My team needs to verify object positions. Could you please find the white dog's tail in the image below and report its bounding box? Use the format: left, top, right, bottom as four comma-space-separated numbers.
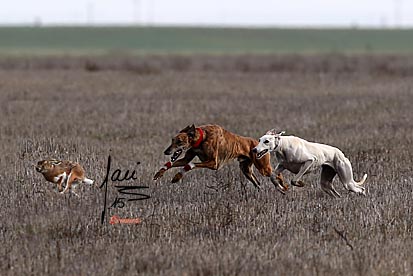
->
83, 178, 94, 185
356, 174, 368, 186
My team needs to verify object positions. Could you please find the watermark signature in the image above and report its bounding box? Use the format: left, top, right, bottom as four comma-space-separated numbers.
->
99, 155, 150, 224
109, 215, 141, 225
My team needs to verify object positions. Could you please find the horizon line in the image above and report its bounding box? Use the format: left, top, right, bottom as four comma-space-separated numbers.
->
1, 23, 412, 30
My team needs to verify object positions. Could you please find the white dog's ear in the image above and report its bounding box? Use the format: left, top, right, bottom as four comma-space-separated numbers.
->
266, 128, 278, 135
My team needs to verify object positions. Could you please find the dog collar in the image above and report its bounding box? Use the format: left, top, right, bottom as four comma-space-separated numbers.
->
274, 136, 282, 151
192, 128, 204, 148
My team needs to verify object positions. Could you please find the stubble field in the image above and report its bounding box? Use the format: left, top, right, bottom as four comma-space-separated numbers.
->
1, 54, 413, 275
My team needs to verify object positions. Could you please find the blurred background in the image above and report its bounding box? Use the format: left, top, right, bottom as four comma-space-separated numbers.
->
2, 0, 413, 27
1, 0, 413, 55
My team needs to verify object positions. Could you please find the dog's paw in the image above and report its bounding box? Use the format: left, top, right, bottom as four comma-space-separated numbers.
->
291, 180, 305, 187
276, 183, 288, 195
171, 172, 183, 183
153, 168, 166, 180
279, 180, 289, 190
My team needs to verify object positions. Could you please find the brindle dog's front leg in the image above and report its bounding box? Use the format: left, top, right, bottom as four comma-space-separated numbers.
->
153, 150, 196, 180
270, 164, 289, 194
171, 144, 219, 183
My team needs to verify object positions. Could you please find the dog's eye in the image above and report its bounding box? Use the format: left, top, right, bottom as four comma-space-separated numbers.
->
264, 140, 269, 144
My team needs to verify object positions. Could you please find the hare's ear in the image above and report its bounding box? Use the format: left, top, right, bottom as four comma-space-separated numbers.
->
50, 159, 61, 165
266, 128, 278, 135
277, 131, 286, 136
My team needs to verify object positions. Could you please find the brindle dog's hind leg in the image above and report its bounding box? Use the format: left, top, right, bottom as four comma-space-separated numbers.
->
239, 159, 261, 189
269, 164, 289, 194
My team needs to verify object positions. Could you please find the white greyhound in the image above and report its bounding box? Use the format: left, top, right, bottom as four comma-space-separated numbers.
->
252, 129, 367, 197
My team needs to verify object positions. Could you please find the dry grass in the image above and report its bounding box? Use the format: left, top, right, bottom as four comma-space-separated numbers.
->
1, 55, 413, 275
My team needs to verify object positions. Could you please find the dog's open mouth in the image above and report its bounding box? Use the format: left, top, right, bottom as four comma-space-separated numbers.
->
256, 149, 268, 159
171, 149, 183, 162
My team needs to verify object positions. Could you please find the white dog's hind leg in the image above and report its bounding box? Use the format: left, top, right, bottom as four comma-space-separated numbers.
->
320, 165, 340, 198
336, 158, 366, 196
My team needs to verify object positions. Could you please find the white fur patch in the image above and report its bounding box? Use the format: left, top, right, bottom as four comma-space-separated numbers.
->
181, 162, 196, 173
53, 172, 67, 183
83, 178, 94, 185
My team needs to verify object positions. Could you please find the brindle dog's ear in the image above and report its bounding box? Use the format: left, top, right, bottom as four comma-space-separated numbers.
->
187, 124, 196, 139
179, 125, 192, 133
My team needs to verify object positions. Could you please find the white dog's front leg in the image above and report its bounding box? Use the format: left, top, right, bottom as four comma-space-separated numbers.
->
274, 164, 284, 175
291, 159, 314, 186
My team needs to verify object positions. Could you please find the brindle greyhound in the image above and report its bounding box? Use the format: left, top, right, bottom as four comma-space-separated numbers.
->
154, 124, 288, 193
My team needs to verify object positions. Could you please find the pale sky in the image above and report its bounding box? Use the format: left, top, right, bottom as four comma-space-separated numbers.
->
1, 0, 412, 27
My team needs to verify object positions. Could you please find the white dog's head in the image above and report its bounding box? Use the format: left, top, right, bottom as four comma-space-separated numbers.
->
252, 129, 285, 159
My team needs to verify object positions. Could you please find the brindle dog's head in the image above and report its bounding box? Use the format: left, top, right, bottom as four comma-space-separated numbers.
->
35, 159, 61, 173
164, 124, 197, 162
